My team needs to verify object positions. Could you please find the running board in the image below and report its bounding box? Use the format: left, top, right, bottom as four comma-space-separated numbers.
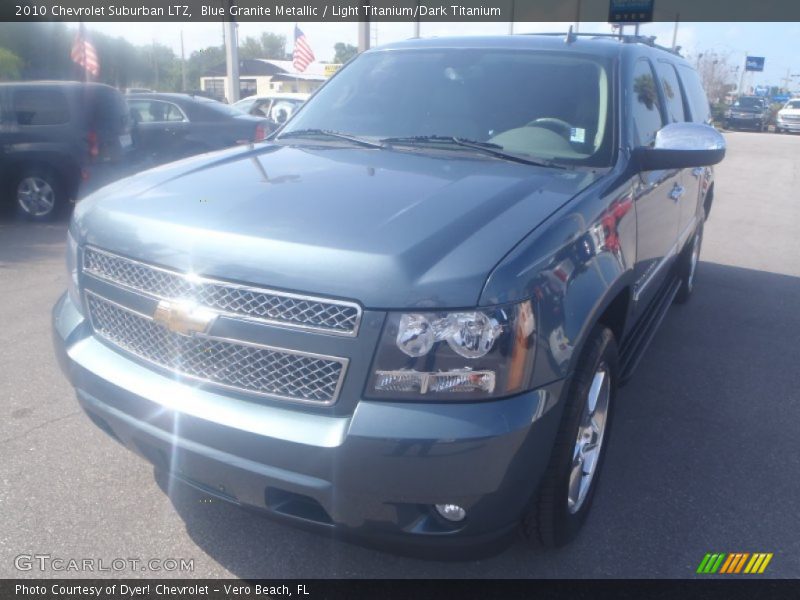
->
618, 277, 682, 384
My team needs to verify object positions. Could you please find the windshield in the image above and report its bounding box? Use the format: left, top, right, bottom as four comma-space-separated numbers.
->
734, 97, 764, 108
281, 49, 614, 166
785, 100, 800, 110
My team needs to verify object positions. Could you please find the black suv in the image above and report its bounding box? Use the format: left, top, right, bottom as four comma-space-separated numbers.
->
725, 95, 770, 131
55, 34, 725, 555
0, 81, 131, 220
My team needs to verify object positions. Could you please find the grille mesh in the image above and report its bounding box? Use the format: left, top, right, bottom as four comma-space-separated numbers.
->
83, 247, 360, 335
86, 293, 346, 404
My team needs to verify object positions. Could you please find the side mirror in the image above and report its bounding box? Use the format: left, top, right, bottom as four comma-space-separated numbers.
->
633, 122, 726, 171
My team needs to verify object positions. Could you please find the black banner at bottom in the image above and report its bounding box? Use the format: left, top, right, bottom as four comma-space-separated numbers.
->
2, 579, 799, 600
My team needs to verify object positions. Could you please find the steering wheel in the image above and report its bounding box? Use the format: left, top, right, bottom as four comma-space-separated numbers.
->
527, 117, 574, 139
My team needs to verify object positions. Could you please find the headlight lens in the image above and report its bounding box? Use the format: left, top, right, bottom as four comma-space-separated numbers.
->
368, 301, 536, 400
66, 230, 82, 315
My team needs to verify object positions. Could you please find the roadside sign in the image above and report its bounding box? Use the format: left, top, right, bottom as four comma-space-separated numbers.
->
745, 56, 765, 72
324, 64, 343, 77
608, 0, 655, 23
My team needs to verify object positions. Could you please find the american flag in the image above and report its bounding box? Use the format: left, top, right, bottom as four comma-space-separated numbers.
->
292, 25, 315, 73
70, 23, 99, 79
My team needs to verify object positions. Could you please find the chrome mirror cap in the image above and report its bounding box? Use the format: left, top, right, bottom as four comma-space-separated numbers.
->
654, 122, 726, 152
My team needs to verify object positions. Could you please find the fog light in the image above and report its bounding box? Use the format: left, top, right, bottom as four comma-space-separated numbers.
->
435, 503, 466, 522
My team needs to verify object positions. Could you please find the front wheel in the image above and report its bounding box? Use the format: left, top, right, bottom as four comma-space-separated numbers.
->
522, 325, 619, 547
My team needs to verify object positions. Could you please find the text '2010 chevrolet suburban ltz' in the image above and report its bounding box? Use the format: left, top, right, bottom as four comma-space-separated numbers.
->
53, 34, 724, 556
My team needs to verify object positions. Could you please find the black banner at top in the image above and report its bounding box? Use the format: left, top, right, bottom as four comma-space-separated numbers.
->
2, 579, 800, 600
2, 0, 800, 22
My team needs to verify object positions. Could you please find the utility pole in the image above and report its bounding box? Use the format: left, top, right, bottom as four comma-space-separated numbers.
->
671, 13, 679, 50
738, 51, 748, 97
508, 0, 515, 35
358, 16, 370, 51
180, 30, 187, 92
413, 0, 420, 38
223, 6, 239, 103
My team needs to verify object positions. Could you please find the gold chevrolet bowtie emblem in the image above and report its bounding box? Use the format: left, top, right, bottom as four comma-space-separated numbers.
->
153, 299, 218, 336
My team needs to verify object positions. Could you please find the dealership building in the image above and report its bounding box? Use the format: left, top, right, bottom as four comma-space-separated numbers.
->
200, 59, 334, 101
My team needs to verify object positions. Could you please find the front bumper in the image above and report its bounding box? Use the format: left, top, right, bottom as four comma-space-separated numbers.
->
53, 293, 565, 557
725, 116, 764, 129
776, 120, 800, 132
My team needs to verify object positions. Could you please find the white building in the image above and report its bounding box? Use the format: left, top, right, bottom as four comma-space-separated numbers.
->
200, 59, 330, 101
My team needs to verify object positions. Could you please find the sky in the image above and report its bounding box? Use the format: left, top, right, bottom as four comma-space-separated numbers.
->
91, 20, 800, 89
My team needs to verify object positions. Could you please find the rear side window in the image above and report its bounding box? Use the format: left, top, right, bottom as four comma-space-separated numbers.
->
13, 89, 70, 126
87, 88, 129, 132
655, 61, 686, 123
677, 65, 711, 124
631, 59, 663, 146
128, 100, 186, 123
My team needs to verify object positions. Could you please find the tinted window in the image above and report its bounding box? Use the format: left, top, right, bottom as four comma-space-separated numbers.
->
128, 100, 186, 123
86, 88, 128, 132
13, 89, 70, 126
631, 60, 663, 146
283, 49, 614, 166
656, 61, 686, 123
677, 65, 711, 124
786, 100, 800, 110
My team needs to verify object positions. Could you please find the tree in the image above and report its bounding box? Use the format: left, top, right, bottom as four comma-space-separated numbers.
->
0, 47, 22, 80
260, 32, 287, 59
692, 50, 738, 103
333, 42, 357, 64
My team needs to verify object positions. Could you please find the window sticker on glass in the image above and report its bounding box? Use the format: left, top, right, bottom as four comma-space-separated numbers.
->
570, 127, 586, 143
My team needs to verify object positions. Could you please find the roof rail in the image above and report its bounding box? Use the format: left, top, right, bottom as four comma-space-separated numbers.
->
525, 31, 683, 56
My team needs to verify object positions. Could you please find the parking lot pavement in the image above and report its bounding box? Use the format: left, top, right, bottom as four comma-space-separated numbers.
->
1, 131, 799, 579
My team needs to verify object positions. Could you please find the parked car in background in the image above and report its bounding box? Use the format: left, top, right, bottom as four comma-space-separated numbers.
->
231, 93, 309, 125
127, 93, 272, 167
0, 81, 131, 220
774, 98, 800, 133
725, 96, 770, 131
55, 35, 724, 556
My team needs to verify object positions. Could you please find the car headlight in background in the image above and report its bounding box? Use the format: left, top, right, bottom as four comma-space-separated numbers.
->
66, 230, 83, 315
368, 301, 536, 400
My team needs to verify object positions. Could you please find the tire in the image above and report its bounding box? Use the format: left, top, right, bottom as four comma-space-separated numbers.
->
674, 219, 704, 304
522, 325, 619, 547
12, 167, 65, 221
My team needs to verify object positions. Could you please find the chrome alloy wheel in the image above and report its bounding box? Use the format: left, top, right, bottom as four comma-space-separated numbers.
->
687, 230, 701, 292
17, 176, 56, 217
567, 364, 611, 514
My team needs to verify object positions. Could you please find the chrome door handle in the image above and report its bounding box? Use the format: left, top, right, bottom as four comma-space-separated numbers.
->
669, 184, 685, 201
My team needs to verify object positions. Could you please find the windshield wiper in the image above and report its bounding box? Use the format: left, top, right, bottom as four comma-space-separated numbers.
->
276, 128, 384, 149
380, 135, 566, 169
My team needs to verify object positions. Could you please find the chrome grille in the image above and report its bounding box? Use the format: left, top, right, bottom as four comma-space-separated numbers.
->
86, 292, 347, 404
83, 246, 361, 335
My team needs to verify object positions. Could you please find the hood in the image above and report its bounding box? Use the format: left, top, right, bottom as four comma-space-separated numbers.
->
74, 143, 601, 309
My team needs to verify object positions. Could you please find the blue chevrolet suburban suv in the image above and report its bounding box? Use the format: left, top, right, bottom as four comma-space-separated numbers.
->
53, 34, 724, 556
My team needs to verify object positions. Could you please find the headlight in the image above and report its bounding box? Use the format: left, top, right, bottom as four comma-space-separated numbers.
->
66, 230, 83, 315
367, 301, 536, 400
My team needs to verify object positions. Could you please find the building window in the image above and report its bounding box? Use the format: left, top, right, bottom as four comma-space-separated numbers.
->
239, 79, 257, 99
203, 78, 226, 102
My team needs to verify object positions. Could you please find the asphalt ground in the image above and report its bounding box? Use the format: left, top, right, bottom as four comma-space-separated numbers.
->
1, 131, 799, 578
